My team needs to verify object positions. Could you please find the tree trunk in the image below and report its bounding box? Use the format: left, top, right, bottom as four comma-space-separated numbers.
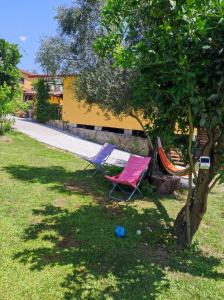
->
174, 177, 209, 247
0, 119, 3, 135
174, 126, 224, 248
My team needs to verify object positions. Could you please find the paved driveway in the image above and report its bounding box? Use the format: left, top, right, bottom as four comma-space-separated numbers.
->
14, 118, 130, 166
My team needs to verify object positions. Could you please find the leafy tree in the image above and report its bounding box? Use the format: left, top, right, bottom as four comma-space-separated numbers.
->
36, 0, 103, 75
0, 39, 22, 134
92, 0, 224, 247
36, 36, 67, 76
56, 0, 102, 71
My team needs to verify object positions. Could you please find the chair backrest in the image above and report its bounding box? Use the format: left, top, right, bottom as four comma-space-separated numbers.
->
92, 143, 115, 164
119, 155, 151, 185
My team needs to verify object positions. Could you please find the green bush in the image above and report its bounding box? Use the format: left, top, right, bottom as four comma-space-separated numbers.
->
34, 79, 61, 123
0, 118, 15, 135
0, 39, 22, 134
48, 104, 62, 120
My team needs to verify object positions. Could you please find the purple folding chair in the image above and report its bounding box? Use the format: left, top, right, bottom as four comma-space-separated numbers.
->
84, 143, 115, 174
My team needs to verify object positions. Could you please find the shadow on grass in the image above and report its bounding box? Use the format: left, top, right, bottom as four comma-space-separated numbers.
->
5, 164, 224, 299
4, 164, 120, 197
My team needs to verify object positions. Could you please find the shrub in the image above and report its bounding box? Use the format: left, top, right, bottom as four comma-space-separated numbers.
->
0, 39, 22, 134
34, 79, 61, 123
48, 104, 62, 120
0, 118, 15, 135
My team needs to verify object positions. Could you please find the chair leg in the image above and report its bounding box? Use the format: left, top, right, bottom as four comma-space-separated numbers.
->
93, 164, 107, 175
93, 165, 100, 175
127, 188, 138, 201
126, 186, 143, 201
84, 162, 102, 175
108, 184, 118, 199
83, 162, 92, 171
136, 187, 143, 197
108, 183, 131, 201
108, 184, 142, 201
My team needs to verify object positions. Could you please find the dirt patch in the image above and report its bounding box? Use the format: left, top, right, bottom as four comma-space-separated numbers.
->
43, 254, 62, 263
30, 215, 43, 224
64, 180, 128, 220
64, 180, 107, 203
139, 243, 169, 265
200, 222, 210, 229
54, 198, 66, 208
0, 136, 13, 143
200, 244, 224, 259
105, 203, 124, 218
57, 236, 86, 249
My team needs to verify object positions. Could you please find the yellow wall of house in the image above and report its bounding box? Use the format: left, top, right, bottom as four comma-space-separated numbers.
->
62, 76, 143, 130
21, 72, 34, 91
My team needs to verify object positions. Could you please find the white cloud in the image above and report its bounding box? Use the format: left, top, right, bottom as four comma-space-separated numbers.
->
19, 36, 28, 42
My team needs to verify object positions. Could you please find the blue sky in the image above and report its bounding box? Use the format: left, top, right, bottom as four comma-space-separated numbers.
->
0, 0, 70, 73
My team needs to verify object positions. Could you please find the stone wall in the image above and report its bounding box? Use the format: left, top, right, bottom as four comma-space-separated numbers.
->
48, 120, 64, 130
46, 120, 148, 155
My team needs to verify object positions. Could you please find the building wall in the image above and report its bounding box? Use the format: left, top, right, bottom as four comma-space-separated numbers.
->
47, 120, 148, 155
21, 71, 62, 105
21, 72, 35, 91
62, 76, 143, 131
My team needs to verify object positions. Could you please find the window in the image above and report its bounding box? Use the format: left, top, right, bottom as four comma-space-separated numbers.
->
77, 124, 95, 130
102, 127, 124, 134
132, 130, 146, 138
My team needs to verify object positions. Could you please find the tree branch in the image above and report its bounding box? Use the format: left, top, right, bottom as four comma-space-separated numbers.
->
130, 112, 154, 151
185, 106, 195, 247
188, 107, 197, 180
209, 174, 223, 191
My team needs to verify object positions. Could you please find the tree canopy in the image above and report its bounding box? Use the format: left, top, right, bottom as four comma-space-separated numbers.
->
36, 36, 68, 76
36, 0, 103, 75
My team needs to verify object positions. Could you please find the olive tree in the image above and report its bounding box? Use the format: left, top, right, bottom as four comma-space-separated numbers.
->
36, 0, 103, 75
36, 36, 68, 76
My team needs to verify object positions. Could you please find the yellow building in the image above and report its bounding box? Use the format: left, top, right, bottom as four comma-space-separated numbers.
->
20, 70, 63, 105
20, 70, 36, 100
62, 76, 143, 132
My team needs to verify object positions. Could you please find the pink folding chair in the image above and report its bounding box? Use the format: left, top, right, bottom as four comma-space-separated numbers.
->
105, 155, 151, 201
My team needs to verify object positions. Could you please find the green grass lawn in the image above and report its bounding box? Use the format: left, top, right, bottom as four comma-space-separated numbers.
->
0, 132, 223, 300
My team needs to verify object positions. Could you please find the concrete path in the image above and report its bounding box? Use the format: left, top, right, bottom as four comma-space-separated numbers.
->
13, 118, 130, 166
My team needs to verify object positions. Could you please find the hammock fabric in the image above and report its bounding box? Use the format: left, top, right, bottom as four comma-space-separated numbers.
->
157, 138, 189, 177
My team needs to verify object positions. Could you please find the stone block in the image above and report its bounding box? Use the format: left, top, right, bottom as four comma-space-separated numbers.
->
124, 129, 132, 136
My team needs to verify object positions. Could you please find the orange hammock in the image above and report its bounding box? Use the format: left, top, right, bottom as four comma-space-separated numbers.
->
157, 137, 189, 177
158, 137, 224, 176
